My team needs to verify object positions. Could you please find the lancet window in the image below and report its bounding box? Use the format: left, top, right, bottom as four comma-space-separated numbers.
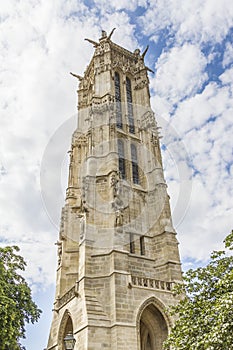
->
126, 77, 135, 133
114, 72, 122, 128
131, 144, 139, 184
118, 139, 126, 179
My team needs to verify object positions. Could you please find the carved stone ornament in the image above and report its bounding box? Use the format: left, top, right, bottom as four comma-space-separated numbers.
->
59, 207, 68, 240
115, 209, 124, 226
55, 240, 62, 266
110, 172, 120, 197
110, 173, 127, 226
141, 110, 157, 131
80, 214, 86, 241
80, 176, 90, 213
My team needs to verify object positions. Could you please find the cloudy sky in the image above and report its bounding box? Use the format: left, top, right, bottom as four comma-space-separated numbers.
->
0, 1, 233, 349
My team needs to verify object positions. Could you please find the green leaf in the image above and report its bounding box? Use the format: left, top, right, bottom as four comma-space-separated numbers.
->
0, 245, 42, 349
164, 231, 233, 350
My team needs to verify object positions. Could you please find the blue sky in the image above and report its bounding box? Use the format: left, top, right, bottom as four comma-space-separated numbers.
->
0, 1, 233, 349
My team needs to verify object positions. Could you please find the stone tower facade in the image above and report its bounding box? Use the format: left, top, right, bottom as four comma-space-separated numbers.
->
47, 30, 183, 350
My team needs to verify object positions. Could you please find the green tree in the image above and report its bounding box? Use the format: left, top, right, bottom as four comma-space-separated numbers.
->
0, 245, 42, 349
164, 231, 233, 350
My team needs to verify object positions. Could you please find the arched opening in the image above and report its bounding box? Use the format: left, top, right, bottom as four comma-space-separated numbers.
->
63, 316, 73, 338
140, 303, 168, 350
58, 310, 75, 350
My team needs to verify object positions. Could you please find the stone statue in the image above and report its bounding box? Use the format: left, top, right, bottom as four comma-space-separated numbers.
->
55, 240, 62, 266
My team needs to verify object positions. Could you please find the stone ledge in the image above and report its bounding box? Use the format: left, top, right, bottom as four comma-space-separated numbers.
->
129, 275, 174, 292
55, 284, 79, 310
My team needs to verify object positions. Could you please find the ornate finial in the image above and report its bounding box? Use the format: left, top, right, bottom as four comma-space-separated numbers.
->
84, 38, 99, 47
141, 45, 149, 59
70, 72, 83, 80
107, 28, 116, 40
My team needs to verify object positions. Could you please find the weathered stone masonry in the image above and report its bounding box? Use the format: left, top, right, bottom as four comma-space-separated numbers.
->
47, 29, 183, 350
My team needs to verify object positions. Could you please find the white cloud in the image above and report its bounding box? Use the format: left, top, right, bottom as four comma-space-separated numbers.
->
150, 44, 208, 112
0, 0, 93, 290
176, 174, 233, 261
222, 42, 233, 68
157, 75, 233, 261
140, 0, 233, 45
220, 66, 233, 86
170, 80, 232, 135
93, 0, 148, 12
99, 12, 138, 51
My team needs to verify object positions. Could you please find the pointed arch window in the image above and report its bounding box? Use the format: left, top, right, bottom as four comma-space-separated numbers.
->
114, 72, 122, 128
58, 311, 75, 350
126, 77, 135, 133
118, 139, 126, 179
131, 144, 139, 184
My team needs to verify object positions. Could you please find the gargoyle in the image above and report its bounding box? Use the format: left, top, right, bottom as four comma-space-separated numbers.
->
70, 72, 83, 80
84, 38, 99, 47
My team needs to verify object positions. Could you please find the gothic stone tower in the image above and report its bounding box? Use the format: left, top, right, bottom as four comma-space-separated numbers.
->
47, 29, 183, 350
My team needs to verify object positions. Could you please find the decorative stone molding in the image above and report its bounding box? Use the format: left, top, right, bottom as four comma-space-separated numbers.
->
56, 284, 79, 310
66, 186, 78, 200
140, 110, 157, 131
59, 206, 68, 240
55, 240, 62, 267
129, 275, 173, 292
72, 132, 88, 147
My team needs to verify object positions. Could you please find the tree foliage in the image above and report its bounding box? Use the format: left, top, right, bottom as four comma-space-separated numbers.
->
0, 245, 42, 349
164, 231, 233, 350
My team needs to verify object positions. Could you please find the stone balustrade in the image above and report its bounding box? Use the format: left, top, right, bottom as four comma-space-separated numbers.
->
56, 285, 77, 309
131, 275, 173, 291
